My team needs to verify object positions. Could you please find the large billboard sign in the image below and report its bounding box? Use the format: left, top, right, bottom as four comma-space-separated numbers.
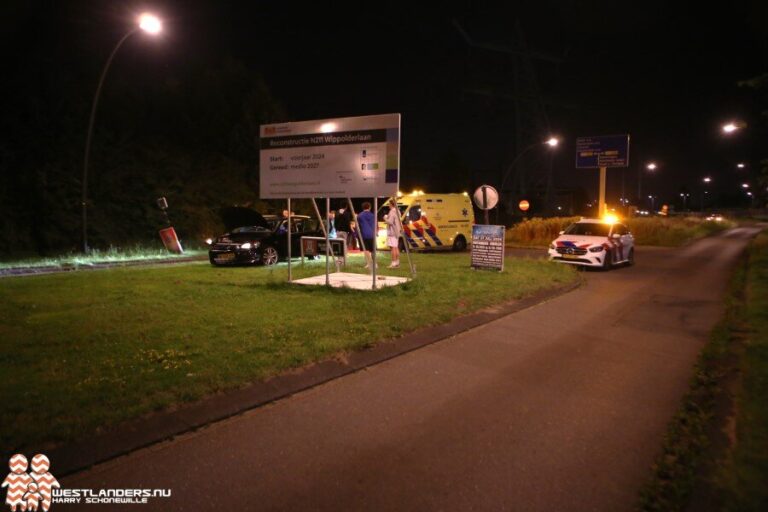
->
575, 134, 630, 168
259, 114, 401, 198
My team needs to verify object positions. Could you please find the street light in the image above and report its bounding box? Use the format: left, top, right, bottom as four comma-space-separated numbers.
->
637, 161, 657, 199
737, 163, 746, 169
81, 13, 163, 252
701, 177, 712, 211
722, 121, 746, 134
500, 136, 560, 190
648, 194, 657, 212
680, 192, 690, 211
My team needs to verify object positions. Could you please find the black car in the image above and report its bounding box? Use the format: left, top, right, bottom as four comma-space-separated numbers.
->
208, 208, 323, 266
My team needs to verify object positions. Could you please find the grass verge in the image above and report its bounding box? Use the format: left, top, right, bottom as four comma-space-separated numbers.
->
0, 244, 205, 270
0, 252, 577, 453
637, 232, 768, 511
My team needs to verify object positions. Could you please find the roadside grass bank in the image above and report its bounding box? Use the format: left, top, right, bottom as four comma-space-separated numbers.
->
505, 216, 734, 248
0, 252, 578, 453
637, 232, 768, 511
0, 244, 206, 271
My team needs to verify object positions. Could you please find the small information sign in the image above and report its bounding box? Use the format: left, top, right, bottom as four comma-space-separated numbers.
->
471, 225, 505, 271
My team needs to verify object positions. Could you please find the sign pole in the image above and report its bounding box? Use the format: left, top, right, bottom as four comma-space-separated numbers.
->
599, 166, 607, 217
287, 198, 292, 282
325, 197, 331, 287
372, 197, 378, 290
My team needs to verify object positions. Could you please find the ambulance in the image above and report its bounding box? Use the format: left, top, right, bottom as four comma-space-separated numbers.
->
376, 191, 475, 251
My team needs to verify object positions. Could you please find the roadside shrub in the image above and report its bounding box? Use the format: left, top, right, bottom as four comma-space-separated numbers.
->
506, 216, 734, 247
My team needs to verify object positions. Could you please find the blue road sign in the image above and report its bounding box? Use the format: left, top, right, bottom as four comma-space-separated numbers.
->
576, 135, 630, 168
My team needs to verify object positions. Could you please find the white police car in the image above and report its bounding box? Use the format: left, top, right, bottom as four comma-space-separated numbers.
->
548, 218, 634, 269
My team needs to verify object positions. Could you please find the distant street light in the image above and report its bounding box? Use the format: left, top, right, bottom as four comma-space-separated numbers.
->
500, 137, 560, 190
81, 13, 163, 252
701, 177, 712, 211
742, 183, 750, 189
637, 161, 658, 199
647, 194, 657, 212
737, 163, 746, 169
680, 192, 690, 211
722, 121, 746, 134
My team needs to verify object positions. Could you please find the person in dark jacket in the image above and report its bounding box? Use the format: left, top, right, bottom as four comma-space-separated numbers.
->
335, 206, 352, 245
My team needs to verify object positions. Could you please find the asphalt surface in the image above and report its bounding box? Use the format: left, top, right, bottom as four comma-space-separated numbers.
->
60, 228, 761, 511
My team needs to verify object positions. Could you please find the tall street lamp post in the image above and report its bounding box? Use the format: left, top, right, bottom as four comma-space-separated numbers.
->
701, 176, 712, 211
499, 137, 559, 212
638, 162, 657, 201
81, 13, 162, 252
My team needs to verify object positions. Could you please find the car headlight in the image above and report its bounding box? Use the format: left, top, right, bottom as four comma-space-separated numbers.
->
240, 242, 259, 250
589, 245, 604, 253
205, 238, 213, 245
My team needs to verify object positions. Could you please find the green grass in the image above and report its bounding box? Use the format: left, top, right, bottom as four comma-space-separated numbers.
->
718, 233, 768, 511
638, 232, 768, 511
506, 216, 734, 248
0, 244, 206, 270
0, 252, 577, 452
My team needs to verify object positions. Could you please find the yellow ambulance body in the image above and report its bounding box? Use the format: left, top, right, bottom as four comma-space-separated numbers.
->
377, 192, 475, 251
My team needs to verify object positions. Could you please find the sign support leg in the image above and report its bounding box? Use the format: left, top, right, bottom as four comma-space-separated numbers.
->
372, 197, 378, 290
287, 198, 292, 282
325, 197, 330, 287
599, 166, 607, 217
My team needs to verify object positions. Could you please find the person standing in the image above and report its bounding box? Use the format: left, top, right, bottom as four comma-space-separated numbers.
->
384, 199, 401, 268
335, 206, 352, 246
357, 202, 376, 269
326, 210, 337, 239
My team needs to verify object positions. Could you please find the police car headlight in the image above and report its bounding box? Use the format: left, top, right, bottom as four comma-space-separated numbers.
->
589, 246, 604, 253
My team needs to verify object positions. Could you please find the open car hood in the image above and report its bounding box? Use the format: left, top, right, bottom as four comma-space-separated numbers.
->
218, 207, 269, 232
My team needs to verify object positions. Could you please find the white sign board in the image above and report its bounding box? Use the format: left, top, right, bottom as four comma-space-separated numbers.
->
471, 225, 505, 271
260, 114, 401, 199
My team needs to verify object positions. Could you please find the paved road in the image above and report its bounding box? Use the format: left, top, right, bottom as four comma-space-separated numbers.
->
62, 228, 761, 511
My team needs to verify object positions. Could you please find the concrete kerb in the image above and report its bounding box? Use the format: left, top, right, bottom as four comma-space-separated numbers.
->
51, 279, 582, 477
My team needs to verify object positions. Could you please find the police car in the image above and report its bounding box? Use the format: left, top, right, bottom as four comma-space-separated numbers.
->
548, 217, 634, 269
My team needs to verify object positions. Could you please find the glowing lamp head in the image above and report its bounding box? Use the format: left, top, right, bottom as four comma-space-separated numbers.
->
546, 137, 559, 147
602, 213, 619, 225
703, 177, 712, 183
722, 123, 738, 133
138, 13, 162, 34
647, 163, 657, 170
737, 163, 745, 169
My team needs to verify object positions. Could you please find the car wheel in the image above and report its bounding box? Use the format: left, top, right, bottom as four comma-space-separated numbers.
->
627, 248, 635, 266
261, 246, 279, 266
452, 235, 467, 252
601, 249, 613, 271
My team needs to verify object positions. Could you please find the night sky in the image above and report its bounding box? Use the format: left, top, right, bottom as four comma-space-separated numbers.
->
4, 0, 767, 210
